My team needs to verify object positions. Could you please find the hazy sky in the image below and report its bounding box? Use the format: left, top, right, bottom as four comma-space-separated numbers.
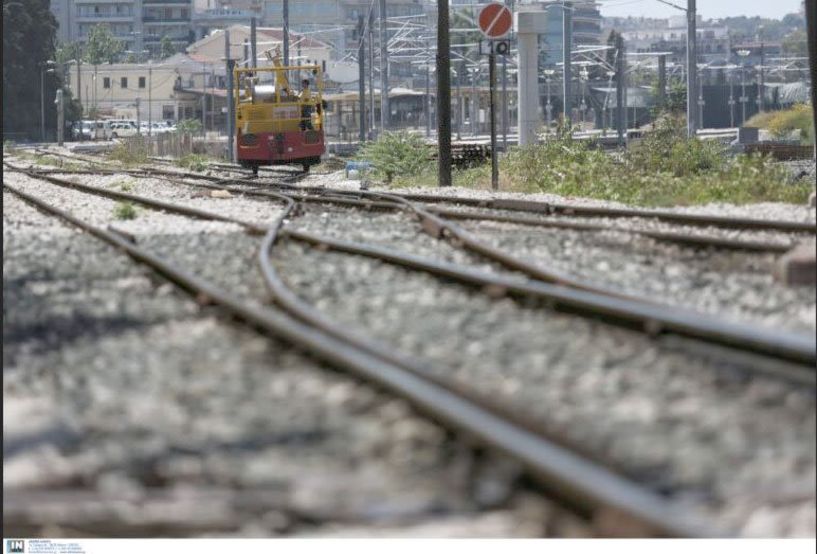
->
598, 0, 803, 19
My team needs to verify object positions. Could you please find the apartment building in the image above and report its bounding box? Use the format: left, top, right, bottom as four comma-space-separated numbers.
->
142, 0, 194, 53
50, 1, 194, 55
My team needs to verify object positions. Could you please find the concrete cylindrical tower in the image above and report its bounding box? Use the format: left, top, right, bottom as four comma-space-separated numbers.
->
515, 9, 548, 146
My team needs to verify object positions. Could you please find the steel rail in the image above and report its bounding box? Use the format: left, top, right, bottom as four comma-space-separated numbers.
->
12, 164, 807, 322
425, 207, 798, 253
14, 163, 809, 365
3, 180, 720, 538
281, 228, 816, 369
4, 164, 267, 234
255, 196, 721, 538
23, 149, 816, 234
392, 193, 817, 233
360, 189, 650, 299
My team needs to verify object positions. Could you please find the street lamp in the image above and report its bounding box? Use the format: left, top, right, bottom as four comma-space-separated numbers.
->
544, 69, 555, 131
737, 49, 751, 125
40, 60, 57, 142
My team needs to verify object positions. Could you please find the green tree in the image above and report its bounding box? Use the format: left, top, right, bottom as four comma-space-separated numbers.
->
83, 24, 125, 65
55, 41, 84, 66
782, 30, 808, 56
3, 0, 59, 140
160, 36, 176, 59
175, 118, 202, 135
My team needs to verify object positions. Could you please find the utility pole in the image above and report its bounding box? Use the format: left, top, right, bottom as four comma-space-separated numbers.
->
136, 97, 141, 135
615, 34, 625, 146
758, 25, 765, 113
368, 8, 376, 137
379, 0, 389, 130
211, 66, 216, 132
56, 89, 64, 146
358, 15, 366, 143
283, 0, 290, 66
243, 39, 249, 67
437, 0, 452, 187
425, 47, 431, 137
489, 49, 498, 190
76, 58, 82, 122
806, 0, 817, 160
226, 30, 235, 162
657, 54, 667, 110
501, 53, 508, 149
251, 17, 257, 69
148, 62, 152, 136
41, 65, 47, 141
471, 68, 478, 136
562, 1, 572, 125
686, 0, 697, 137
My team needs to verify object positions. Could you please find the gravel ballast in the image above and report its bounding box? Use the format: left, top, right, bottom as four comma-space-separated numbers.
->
5, 159, 815, 538
270, 238, 816, 537
4, 183, 571, 537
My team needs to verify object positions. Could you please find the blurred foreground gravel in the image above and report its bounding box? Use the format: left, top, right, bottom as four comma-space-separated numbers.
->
3, 188, 575, 538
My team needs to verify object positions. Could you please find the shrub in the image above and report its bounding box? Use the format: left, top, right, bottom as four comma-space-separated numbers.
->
745, 104, 814, 144
626, 114, 725, 176
176, 153, 210, 172
113, 201, 138, 220
176, 118, 203, 135
108, 140, 149, 166
358, 131, 433, 183
479, 117, 811, 206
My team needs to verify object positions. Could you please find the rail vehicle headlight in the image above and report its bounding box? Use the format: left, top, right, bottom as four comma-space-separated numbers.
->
240, 134, 258, 147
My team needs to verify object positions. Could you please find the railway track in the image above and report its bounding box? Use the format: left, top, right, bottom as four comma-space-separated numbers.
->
7, 161, 815, 366
4, 163, 815, 536
3, 174, 718, 538
14, 162, 809, 258
26, 148, 816, 235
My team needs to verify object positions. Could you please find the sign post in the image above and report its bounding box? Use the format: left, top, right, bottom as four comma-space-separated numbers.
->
478, 2, 512, 191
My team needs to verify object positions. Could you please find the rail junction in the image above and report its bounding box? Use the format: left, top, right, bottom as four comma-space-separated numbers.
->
3, 145, 816, 538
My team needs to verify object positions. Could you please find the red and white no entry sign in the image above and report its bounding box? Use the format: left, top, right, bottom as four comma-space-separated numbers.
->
478, 2, 512, 39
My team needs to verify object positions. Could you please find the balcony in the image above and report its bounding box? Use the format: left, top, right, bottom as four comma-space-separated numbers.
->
142, 17, 190, 22
76, 15, 134, 21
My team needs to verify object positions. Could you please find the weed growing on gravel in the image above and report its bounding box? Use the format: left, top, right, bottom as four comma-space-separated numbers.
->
176, 154, 210, 172
115, 180, 135, 192
108, 141, 149, 166
34, 154, 66, 167
113, 201, 138, 220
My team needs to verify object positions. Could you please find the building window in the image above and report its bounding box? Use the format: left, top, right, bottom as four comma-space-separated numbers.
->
121, 77, 128, 88
139, 76, 146, 88
103, 77, 111, 89
163, 105, 175, 120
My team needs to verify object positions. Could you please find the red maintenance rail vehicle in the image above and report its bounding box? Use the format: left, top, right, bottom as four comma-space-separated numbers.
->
234, 48, 326, 174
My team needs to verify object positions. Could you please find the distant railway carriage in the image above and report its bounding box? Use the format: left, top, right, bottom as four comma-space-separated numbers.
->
234, 49, 326, 174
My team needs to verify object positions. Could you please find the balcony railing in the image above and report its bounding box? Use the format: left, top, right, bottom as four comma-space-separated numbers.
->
142, 17, 191, 22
